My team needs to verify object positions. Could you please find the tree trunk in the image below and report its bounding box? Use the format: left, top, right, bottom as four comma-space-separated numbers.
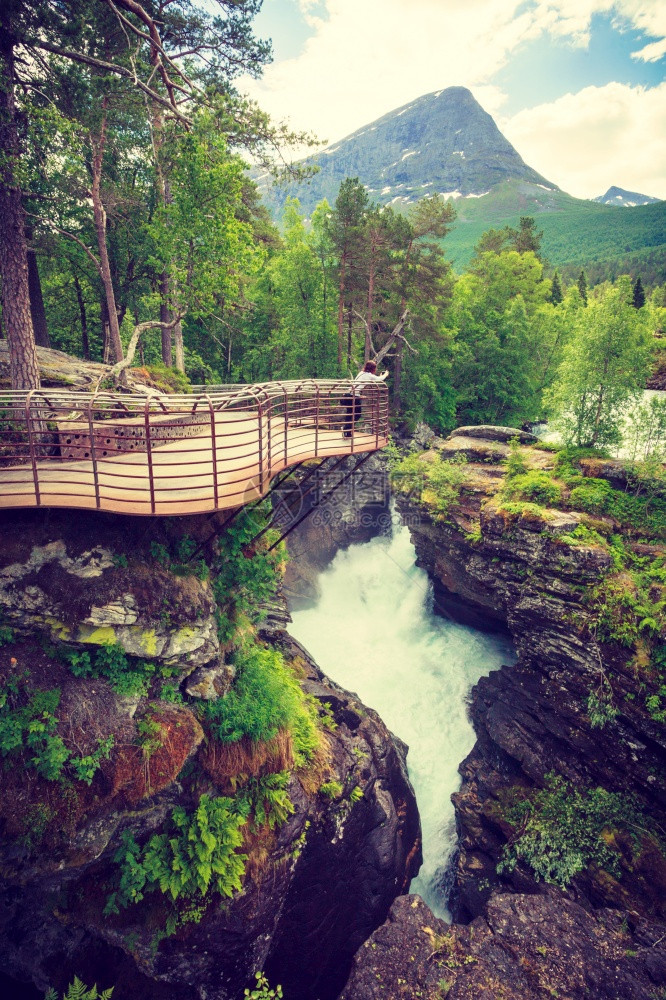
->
393, 339, 403, 405
337, 254, 346, 368
365, 257, 375, 362
101, 296, 110, 362
159, 273, 173, 367
90, 98, 123, 364
173, 315, 184, 372
73, 274, 90, 359
25, 226, 50, 347
0, 22, 41, 389
347, 302, 353, 372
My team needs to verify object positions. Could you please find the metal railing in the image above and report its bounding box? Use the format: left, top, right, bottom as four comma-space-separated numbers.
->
0, 379, 389, 517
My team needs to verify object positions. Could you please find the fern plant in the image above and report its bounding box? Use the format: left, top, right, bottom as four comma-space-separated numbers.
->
235, 772, 295, 832
105, 794, 247, 914
44, 977, 113, 1000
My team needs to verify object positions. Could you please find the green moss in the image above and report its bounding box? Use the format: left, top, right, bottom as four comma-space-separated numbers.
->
77, 626, 117, 646
139, 629, 159, 657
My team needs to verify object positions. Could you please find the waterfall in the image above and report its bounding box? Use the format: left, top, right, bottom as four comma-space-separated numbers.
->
288, 508, 515, 919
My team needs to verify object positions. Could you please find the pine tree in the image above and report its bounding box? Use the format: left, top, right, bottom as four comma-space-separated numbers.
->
550, 271, 563, 305
632, 275, 646, 309
577, 270, 589, 306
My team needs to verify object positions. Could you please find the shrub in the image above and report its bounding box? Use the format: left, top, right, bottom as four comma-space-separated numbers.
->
392, 453, 467, 518
502, 470, 563, 506
504, 438, 528, 478
203, 646, 319, 767
568, 479, 614, 514
59, 643, 176, 698
497, 773, 652, 888
0, 681, 113, 783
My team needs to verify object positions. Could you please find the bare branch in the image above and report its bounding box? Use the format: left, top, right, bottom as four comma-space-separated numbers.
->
373, 310, 415, 365
108, 313, 186, 385
25, 213, 104, 279
27, 38, 192, 124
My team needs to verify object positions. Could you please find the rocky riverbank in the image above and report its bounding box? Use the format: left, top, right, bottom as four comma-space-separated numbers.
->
0, 507, 420, 1000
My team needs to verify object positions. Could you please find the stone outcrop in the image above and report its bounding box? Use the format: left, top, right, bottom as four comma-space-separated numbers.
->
341, 892, 666, 1000
0, 508, 420, 1000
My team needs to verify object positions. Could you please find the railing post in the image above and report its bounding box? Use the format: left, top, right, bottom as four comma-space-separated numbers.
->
205, 394, 219, 509
350, 382, 356, 453
257, 400, 265, 494
314, 385, 320, 458
283, 387, 288, 467
87, 393, 101, 509
144, 398, 156, 514
25, 390, 40, 507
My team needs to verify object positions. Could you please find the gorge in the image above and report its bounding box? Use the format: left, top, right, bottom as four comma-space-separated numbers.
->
0, 421, 665, 1000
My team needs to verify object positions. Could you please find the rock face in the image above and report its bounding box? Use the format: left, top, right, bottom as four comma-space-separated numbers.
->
396, 430, 666, 923
0, 508, 420, 1000
341, 892, 666, 1000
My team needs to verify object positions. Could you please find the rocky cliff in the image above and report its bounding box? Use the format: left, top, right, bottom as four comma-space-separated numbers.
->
0, 506, 420, 1000
342, 425, 666, 998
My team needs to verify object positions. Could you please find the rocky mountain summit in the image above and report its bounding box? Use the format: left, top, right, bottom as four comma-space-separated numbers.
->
257, 86, 557, 217
594, 186, 661, 208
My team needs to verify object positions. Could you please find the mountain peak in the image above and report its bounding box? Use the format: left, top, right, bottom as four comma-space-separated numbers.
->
594, 185, 660, 208
257, 86, 558, 217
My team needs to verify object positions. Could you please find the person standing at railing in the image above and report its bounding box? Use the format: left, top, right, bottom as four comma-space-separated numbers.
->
342, 360, 389, 437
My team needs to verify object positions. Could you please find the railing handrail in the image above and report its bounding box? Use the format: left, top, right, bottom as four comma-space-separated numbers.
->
0, 378, 385, 407
0, 379, 389, 517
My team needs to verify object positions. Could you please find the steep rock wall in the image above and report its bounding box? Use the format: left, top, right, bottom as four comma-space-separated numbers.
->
0, 507, 420, 1000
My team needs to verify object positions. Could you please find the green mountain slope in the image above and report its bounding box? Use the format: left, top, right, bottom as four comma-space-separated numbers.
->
442, 181, 666, 271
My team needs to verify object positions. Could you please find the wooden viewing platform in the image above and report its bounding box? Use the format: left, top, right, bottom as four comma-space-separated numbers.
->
0, 380, 389, 517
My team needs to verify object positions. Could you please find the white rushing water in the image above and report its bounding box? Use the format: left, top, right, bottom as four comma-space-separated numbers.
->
288, 511, 515, 919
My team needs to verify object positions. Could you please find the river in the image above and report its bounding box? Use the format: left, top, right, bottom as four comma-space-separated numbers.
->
288, 509, 516, 919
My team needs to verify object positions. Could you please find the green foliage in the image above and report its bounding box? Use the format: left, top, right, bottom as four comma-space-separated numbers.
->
203, 645, 319, 767
234, 772, 295, 832
105, 794, 247, 915
0, 678, 112, 784
502, 470, 563, 506
0, 625, 15, 646
497, 773, 652, 888
568, 479, 614, 514
70, 735, 115, 785
139, 364, 192, 394
59, 643, 176, 698
44, 978, 113, 1000
544, 280, 652, 448
211, 504, 286, 642
244, 972, 283, 1000
504, 438, 528, 478
392, 453, 467, 518
320, 781, 343, 800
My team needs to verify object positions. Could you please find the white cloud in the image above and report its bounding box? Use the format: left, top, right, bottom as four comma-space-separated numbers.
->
632, 37, 666, 61
502, 81, 666, 199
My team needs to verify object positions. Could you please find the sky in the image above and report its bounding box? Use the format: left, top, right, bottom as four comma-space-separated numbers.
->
237, 0, 666, 200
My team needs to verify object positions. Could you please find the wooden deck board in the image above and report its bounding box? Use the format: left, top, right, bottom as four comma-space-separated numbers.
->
0, 410, 383, 516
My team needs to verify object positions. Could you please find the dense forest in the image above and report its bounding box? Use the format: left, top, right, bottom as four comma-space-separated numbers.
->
1, 0, 664, 449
